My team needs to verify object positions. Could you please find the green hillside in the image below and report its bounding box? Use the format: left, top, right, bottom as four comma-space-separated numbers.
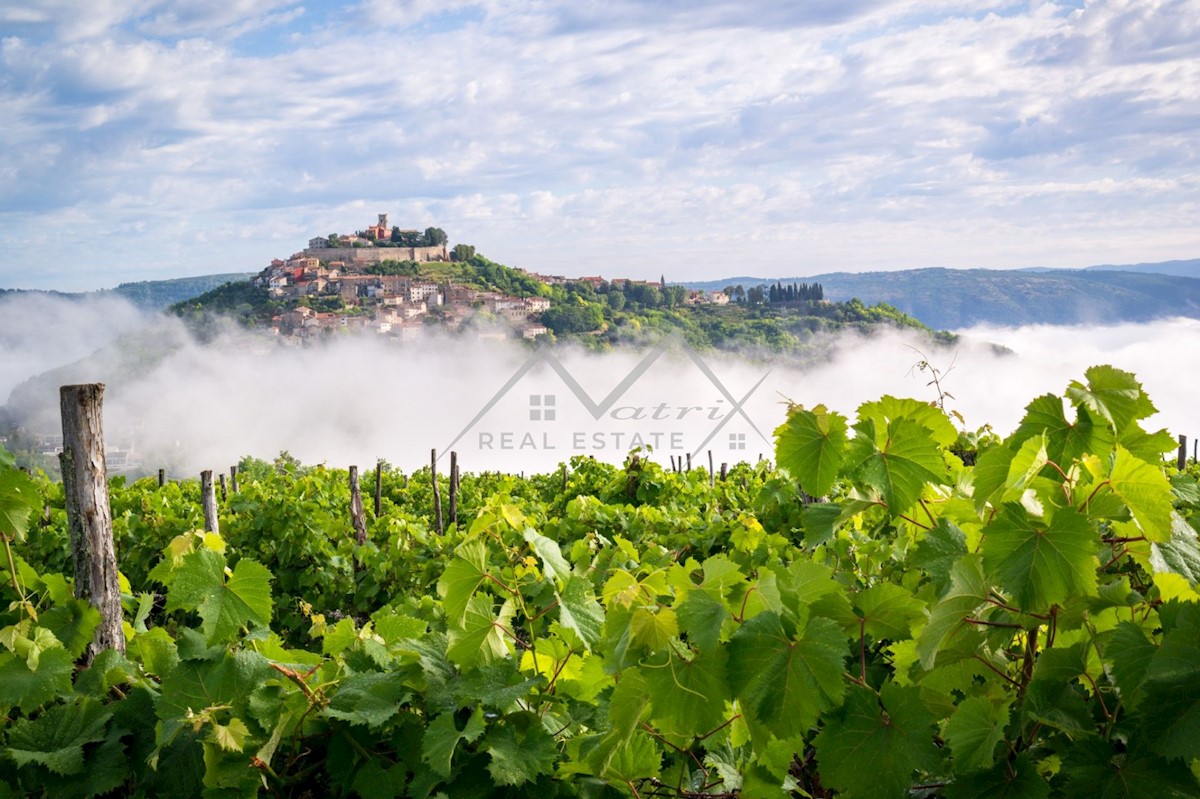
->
686, 266, 1200, 328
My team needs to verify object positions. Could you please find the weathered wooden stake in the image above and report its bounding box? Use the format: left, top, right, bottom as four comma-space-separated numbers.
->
708, 450, 715, 488
230, 465, 240, 494
686, 453, 692, 470
431, 449, 444, 535
219, 473, 228, 501
349, 465, 367, 545
1179, 434, 1188, 472
449, 451, 459, 528
200, 470, 219, 535
720, 462, 728, 482
561, 463, 569, 490
157, 468, 166, 487
374, 460, 383, 517
59, 383, 125, 659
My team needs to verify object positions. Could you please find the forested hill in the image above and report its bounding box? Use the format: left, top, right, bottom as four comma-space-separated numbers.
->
0, 273, 253, 311
685, 267, 1200, 328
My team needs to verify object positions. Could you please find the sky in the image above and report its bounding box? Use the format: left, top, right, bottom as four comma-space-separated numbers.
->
2, 0, 1199, 290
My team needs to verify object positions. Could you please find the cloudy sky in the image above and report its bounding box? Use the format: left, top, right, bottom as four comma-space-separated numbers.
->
2, 0, 1198, 290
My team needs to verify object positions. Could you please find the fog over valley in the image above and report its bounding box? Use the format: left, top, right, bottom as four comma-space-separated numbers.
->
3, 295, 1197, 475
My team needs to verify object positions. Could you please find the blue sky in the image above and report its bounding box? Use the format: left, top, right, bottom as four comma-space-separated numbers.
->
1, 0, 1198, 289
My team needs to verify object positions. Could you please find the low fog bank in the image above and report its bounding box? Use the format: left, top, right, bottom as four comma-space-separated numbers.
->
0, 293, 151, 401
3, 298, 1198, 476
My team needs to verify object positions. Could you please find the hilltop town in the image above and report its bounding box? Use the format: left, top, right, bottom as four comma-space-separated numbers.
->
252, 214, 731, 342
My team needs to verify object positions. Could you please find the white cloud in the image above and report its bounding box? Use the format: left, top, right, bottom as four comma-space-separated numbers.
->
1, 0, 1198, 288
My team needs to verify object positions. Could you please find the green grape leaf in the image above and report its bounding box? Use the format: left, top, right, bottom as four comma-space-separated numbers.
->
643, 648, 730, 738
774, 404, 848, 498
1107, 446, 1174, 543
556, 575, 605, 652
451, 662, 544, 711
629, 606, 678, 651
601, 731, 661, 783
676, 588, 727, 654
911, 518, 968, 596
351, 758, 409, 799
1065, 365, 1155, 433
587, 668, 651, 777
1151, 513, 1200, 583
74, 648, 136, 699
422, 707, 486, 778
1012, 394, 1112, 465
165, 550, 273, 643
156, 650, 271, 748
202, 558, 273, 643
209, 718, 250, 752
727, 612, 847, 739
1006, 433, 1050, 493
0, 648, 74, 713
1140, 605, 1200, 761
128, 627, 180, 677
801, 502, 842, 546
484, 717, 558, 787
848, 416, 947, 513
371, 611, 426, 644
916, 555, 987, 670
855, 583, 924, 641
863, 396, 959, 447
446, 595, 514, 669
1098, 621, 1155, 713
982, 504, 1097, 613
944, 697, 1009, 773
973, 444, 1014, 512
5, 698, 111, 776
163, 548, 224, 613
39, 600, 102, 660
0, 468, 41, 543
321, 617, 357, 656
946, 753, 1048, 799
437, 541, 489, 626
325, 672, 412, 729
1117, 422, 1179, 462
524, 527, 572, 586
813, 683, 940, 799
1061, 740, 1200, 799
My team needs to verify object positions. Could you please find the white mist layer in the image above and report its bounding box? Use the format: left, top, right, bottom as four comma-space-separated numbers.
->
4, 300, 1199, 475
0, 293, 150, 401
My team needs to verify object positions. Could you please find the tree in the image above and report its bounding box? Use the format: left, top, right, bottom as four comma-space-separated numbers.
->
424, 227, 449, 247
451, 244, 477, 262
607, 292, 626, 312
391, 226, 403, 243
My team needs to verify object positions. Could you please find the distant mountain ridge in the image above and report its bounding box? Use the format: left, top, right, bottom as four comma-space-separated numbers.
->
683, 259, 1200, 328
0, 273, 253, 311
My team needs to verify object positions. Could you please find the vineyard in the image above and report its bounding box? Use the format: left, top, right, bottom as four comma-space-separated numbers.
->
3, 365, 1200, 797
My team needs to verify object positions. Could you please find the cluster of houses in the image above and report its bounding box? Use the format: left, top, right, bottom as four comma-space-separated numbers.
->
256, 254, 550, 342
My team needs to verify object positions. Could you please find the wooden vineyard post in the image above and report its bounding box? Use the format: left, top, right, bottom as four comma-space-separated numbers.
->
374, 460, 383, 517
431, 449, 444, 535
720, 462, 728, 482
158, 468, 166, 487
686, 453, 692, 470
230, 465, 240, 494
219, 473, 228, 501
708, 450, 715, 488
58, 383, 125, 660
1179, 435, 1188, 472
349, 465, 367, 545
449, 451, 459, 529
200, 470, 219, 535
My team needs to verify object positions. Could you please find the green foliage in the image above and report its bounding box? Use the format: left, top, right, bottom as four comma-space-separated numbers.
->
2, 367, 1200, 797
